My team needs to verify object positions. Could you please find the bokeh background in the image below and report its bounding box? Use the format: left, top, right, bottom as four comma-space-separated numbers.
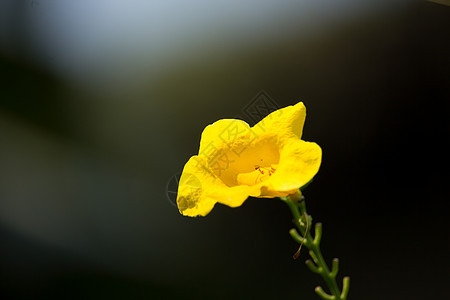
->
1, 0, 449, 299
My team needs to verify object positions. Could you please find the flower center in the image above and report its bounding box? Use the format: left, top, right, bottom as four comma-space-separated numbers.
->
236, 164, 278, 186
207, 135, 280, 187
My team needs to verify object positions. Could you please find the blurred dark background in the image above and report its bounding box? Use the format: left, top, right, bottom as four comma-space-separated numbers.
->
1, 1, 449, 299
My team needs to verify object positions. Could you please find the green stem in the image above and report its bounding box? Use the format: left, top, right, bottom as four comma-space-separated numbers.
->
281, 191, 350, 300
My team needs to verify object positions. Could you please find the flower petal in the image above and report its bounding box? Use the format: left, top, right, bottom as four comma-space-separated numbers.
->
253, 102, 306, 142
177, 156, 251, 217
198, 119, 254, 157
269, 139, 322, 192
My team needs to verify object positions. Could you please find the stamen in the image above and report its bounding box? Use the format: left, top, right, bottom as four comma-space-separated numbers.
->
253, 165, 277, 184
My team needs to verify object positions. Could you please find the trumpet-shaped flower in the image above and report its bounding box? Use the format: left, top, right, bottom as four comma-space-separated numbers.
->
176, 102, 322, 217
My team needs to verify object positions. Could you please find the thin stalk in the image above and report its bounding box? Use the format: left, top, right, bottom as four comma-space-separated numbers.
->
281, 191, 350, 300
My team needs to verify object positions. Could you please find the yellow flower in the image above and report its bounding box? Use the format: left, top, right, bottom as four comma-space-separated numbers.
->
176, 102, 322, 217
